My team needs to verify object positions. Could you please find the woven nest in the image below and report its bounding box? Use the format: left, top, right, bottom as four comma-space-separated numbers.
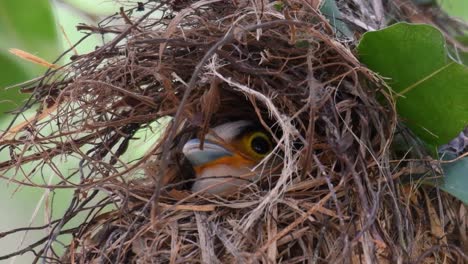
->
1, 0, 467, 263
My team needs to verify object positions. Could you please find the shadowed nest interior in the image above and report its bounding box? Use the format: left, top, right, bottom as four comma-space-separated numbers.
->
0, 0, 466, 263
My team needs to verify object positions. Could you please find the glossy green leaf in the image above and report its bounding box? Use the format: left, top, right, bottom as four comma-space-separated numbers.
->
358, 23, 468, 146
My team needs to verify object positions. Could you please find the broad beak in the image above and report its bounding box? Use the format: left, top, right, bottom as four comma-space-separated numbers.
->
182, 139, 233, 167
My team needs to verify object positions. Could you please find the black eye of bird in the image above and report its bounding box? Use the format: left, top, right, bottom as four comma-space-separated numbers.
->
251, 135, 271, 155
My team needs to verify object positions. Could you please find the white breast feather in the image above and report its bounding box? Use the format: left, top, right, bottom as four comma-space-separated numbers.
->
191, 165, 257, 194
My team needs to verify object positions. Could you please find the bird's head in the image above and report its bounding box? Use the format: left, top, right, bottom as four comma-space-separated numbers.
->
182, 120, 273, 194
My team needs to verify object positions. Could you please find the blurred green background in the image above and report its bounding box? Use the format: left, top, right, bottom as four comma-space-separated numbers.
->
0, 0, 466, 263
0, 0, 118, 263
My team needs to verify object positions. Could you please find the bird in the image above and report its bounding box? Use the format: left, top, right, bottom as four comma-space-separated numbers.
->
182, 120, 273, 194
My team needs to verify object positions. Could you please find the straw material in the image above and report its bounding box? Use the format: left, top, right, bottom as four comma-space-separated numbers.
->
0, 1, 466, 263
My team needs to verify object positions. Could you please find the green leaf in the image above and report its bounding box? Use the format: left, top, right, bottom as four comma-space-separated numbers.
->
320, 0, 354, 39
0, 52, 29, 115
436, 157, 468, 204
358, 23, 468, 146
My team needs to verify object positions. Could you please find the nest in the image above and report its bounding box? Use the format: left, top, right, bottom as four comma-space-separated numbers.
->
1, 0, 466, 263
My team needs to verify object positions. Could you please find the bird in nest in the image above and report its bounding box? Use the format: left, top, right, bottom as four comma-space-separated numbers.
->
182, 120, 274, 195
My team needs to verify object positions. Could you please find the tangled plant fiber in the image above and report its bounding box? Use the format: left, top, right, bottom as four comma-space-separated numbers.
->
0, 0, 466, 263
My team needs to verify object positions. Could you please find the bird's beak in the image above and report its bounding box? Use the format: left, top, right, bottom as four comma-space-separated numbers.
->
182, 139, 233, 167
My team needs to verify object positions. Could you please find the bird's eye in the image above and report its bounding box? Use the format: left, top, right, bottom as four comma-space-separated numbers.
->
248, 132, 272, 157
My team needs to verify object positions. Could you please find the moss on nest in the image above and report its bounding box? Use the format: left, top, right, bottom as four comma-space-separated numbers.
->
0, 1, 466, 263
